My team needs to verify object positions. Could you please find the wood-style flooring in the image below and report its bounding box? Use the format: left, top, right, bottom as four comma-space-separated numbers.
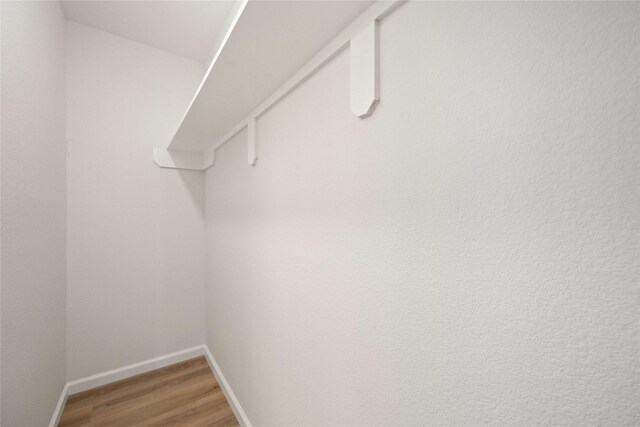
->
59, 356, 239, 427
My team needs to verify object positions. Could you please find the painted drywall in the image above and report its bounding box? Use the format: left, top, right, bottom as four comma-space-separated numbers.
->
1, 1, 67, 425
205, 2, 639, 425
66, 22, 207, 381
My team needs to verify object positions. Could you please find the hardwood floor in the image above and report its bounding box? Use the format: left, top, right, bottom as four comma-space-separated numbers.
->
59, 356, 240, 427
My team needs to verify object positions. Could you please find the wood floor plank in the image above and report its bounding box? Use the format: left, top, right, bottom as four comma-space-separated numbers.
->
91, 377, 217, 426
66, 363, 214, 416
91, 366, 216, 414
58, 405, 92, 427
133, 391, 231, 427
59, 356, 239, 427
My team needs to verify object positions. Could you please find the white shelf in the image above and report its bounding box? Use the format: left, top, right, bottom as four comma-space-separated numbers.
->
155, 0, 403, 171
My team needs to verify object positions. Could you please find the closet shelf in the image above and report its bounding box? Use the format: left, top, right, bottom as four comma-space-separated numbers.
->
154, 0, 403, 171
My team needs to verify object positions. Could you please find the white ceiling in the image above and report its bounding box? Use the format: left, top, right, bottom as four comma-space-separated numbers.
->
59, 1, 237, 64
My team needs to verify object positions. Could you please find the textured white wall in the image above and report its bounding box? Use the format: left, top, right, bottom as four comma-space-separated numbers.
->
205, 2, 639, 425
66, 22, 207, 381
1, 2, 67, 425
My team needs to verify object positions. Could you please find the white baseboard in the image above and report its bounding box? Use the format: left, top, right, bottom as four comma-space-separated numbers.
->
48, 383, 69, 427
49, 344, 251, 427
66, 345, 206, 395
49, 345, 205, 426
203, 345, 252, 427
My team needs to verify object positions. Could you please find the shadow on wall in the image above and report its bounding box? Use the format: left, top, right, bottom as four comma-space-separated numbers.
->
176, 169, 206, 219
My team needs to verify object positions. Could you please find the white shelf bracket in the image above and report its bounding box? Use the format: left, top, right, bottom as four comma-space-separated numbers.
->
153, 148, 215, 171
350, 21, 380, 118
248, 117, 258, 166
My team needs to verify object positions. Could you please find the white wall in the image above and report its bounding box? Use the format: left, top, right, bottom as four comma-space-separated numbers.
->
1, 2, 67, 425
205, 2, 639, 425
66, 22, 206, 381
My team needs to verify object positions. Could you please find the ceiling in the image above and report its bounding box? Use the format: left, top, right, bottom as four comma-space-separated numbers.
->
59, 1, 237, 64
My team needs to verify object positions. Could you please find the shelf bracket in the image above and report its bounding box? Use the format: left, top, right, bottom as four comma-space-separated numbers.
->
350, 21, 379, 118
153, 148, 215, 171
248, 118, 258, 166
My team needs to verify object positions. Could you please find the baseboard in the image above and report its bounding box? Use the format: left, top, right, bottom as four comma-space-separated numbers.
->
203, 345, 252, 427
49, 344, 250, 427
48, 383, 69, 427
65, 345, 206, 395
50, 345, 206, 426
